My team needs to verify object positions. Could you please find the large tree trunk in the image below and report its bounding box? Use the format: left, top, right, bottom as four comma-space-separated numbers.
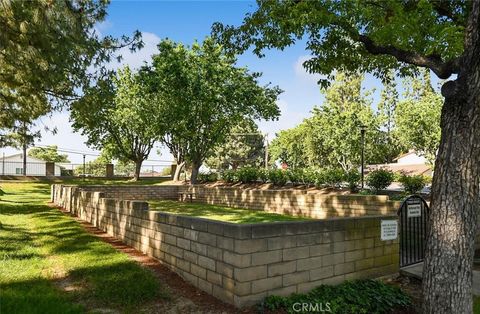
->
132, 160, 142, 181
190, 161, 201, 184
173, 161, 185, 182
422, 5, 480, 311
22, 140, 27, 176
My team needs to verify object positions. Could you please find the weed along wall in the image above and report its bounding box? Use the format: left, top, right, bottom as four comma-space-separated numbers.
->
52, 184, 400, 308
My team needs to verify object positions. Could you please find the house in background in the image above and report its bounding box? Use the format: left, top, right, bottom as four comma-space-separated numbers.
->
1, 153, 62, 176
367, 150, 433, 177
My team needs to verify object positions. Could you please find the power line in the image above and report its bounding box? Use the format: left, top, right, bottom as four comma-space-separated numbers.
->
34, 144, 100, 156
32, 144, 174, 163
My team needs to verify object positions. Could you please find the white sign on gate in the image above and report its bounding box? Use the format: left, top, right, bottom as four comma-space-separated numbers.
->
407, 203, 422, 218
381, 220, 398, 241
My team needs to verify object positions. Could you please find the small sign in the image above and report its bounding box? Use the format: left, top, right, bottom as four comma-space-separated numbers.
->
407, 203, 422, 218
381, 220, 398, 241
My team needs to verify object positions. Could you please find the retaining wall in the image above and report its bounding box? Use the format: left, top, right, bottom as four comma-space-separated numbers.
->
53, 184, 400, 219
52, 184, 400, 308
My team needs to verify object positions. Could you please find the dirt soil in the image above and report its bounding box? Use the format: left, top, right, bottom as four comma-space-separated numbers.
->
55, 205, 255, 314
382, 274, 422, 314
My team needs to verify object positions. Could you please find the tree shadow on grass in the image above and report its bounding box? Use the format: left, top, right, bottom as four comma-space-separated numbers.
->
0, 203, 47, 215
67, 261, 170, 308
1, 278, 85, 314
0, 221, 43, 260
1, 262, 169, 313
1, 203, 170, 313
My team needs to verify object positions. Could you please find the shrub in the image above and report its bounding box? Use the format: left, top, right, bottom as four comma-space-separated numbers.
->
392, 171, 403, 182
313, 168, 344, 188
323, 168, 344, 188
220, 170, 237, 183
366, 169, 394, 192
302, 168, 317, 186
286, 169, 304, 185
267, 169, 288, 186
258, 168, 268, 183
399, 174, 427, 194
313, 169, 327, 187
344, 169, 361, 192
236, 167, 259, 183
197, 171, 218, 182
259, 279, 412, 314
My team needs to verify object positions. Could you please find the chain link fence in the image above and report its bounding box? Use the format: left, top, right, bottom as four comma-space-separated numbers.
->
1, 160, 173, 179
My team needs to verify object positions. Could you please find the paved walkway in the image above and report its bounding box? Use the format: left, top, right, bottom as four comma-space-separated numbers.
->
400, 263, 480, 295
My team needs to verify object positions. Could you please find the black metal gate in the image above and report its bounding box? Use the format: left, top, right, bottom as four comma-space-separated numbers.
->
397, 195, 429, 267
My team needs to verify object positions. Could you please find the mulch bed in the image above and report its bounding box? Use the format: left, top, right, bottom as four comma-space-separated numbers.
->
50, 203, 255, 314
383, 275, 422, 314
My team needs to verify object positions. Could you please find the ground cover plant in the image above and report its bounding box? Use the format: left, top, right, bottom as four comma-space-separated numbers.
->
0, 182, 168, 313
148, 200, 309, 224
258, 279, 412, 314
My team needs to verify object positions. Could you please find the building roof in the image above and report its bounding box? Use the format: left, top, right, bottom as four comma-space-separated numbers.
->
366, 163, 433, 176
2, 153, 44, 163
2, 153, 63, 167
393, 150, 416, 162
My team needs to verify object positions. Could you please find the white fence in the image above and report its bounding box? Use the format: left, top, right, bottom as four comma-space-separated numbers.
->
0, 161, 61, 176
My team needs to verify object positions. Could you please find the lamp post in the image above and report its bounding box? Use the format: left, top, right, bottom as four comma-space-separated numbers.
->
83, 154, 86, 181
360, 125, 367, 189
264, 133, 269, 169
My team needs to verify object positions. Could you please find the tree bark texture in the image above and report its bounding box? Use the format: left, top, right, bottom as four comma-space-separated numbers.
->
132, 160, 142, 181
173, 161, 185, 182
190, 161, 201, 184
423, 2, 480, 312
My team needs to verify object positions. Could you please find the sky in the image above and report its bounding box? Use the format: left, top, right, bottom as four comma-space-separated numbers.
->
0, 1, 429, 164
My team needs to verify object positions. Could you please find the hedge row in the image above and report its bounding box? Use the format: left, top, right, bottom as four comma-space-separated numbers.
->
199, 167, 362, 191
198, 167, 429, 194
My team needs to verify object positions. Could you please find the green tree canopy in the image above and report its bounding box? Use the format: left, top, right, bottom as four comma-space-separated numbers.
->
0, 0, 142, 140
205, 119, 265, 171
28, 145, 69, 163
270, 73, 392, 171
213, 1, 464, 84
143, 38, 281, 183
376, 72, 406, 163
395, 72, 442, 164
71, 66, 163, 180
269, 121, 310, 169
307, 73, 381, 171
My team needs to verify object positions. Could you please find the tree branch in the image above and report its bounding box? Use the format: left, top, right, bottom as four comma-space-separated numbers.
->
357, 34, 459, 79
431, 1, 463, 25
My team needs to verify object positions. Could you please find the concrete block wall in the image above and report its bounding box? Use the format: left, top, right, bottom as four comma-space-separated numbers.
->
75, 184, 180, 200
51, 184, 400, 219
178, 186, 400, 218
52, 184, 400, 308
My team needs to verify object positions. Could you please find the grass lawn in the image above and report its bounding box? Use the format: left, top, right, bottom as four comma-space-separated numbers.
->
148, 199, 310, 224
0, 182, 168, 313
